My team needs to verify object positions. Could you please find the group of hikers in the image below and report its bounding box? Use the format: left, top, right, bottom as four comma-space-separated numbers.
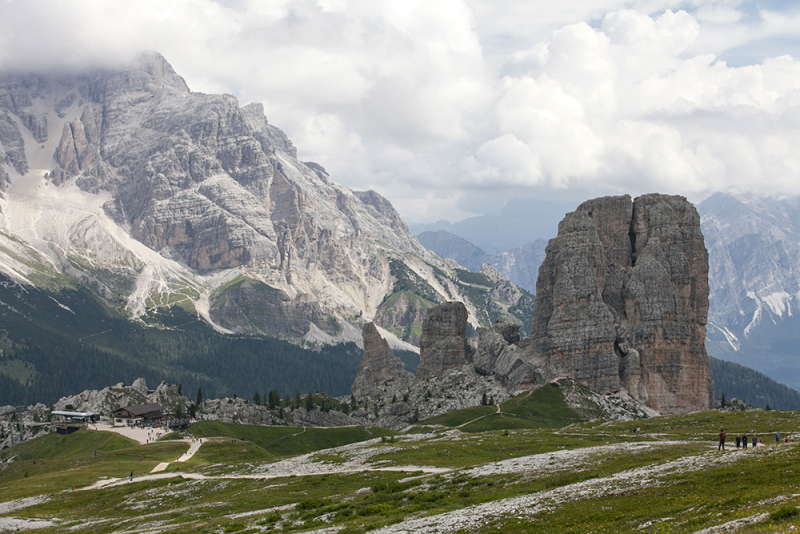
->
718, 429, 785, 450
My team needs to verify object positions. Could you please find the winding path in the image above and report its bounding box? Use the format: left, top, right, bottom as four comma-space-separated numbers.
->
150, 437, 203, 473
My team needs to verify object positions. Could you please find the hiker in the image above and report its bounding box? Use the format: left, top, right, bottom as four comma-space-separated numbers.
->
130, 472, 133, 482
718, 429, 726, 450
753, 434, 758, 447
776, 433, 780, 443
735, 434, 741, 448
742, 433, 748, 449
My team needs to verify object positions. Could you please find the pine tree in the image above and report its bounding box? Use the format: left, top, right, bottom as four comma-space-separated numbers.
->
253, 392, 261, 405
306, 393, 314, 411
481, 392, 487, 406
350, 394, 357, 411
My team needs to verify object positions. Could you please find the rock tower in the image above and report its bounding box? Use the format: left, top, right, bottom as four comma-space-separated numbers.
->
351, 323, 413, 401
531, 194, 714, 413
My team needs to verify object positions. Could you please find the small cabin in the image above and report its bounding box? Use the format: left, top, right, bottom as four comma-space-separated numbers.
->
112, 403, 164, 427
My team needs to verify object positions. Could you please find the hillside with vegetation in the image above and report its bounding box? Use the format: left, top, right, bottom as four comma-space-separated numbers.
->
710, 356, 800, 409
2, 387, 800, 532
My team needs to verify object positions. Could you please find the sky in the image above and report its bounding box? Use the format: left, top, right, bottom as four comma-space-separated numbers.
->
2, 0, 800, 223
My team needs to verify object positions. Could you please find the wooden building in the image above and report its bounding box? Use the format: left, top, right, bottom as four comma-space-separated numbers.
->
112, 403, 164, 427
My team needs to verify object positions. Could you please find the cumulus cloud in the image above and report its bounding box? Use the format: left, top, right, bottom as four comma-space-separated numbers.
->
468, 8, 800, 211
1, 0, 800, 222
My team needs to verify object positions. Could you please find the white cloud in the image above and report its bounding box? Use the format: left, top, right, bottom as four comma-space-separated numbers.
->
1, 0, 800, 222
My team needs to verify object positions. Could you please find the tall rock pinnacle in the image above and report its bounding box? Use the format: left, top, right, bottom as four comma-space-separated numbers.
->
531, 194, 714, 414
351, 323, 413, 401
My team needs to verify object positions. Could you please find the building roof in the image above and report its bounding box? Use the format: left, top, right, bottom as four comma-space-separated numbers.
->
115, 403, 164, 417
51, 410, 96, 417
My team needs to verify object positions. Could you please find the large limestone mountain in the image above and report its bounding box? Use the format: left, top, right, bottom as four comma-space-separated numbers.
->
0, 52, 531, 348
699, 193, 800, 390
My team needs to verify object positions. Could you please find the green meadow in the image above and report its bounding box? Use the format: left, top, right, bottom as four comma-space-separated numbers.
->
3, 394, 800, 533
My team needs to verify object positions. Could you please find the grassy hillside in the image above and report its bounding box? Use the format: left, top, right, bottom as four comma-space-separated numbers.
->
0, 429, 188, 500
5, 410, 800, 532
420, 382, 584, 432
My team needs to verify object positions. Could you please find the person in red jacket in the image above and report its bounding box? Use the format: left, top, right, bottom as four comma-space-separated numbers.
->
719, 429, 726, 450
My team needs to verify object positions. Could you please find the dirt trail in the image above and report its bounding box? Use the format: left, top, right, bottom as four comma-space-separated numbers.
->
150, 437, 203, 473
263, 426, 306, 448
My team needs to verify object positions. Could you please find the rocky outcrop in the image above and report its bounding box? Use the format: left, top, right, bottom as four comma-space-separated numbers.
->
531, 194, 713, 414
473, 321, 541, 391
54, 378, 191, 416
415, 302, 472, 382
351, 323, 414, 401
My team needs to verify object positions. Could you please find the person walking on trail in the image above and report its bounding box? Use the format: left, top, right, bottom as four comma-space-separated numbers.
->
742, 432, 748, 449
130, 472, 133, 482
719, 429, 726, 450
735, 434, 741, 448
753, 434, 758, 448
776, 432, 780, 443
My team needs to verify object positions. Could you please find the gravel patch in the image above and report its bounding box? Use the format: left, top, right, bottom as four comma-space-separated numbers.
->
0, 517, 55, 531
350, 444, 744, 533
0, 496, 50, 514
694, 512, 770, 533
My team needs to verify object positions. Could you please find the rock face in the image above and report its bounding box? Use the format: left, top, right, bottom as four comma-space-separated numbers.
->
351, 323, 414, 401
531, 194, 713, 414
415, 302, 472, 382
491, 239, 548, 294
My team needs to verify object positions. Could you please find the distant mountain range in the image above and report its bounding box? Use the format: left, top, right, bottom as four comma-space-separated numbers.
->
700, 193, 800, 391
409, 198, 577, 256
417, 230, 545, 294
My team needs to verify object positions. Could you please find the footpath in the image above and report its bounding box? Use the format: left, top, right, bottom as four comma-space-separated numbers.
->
150, 438, 203, 473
